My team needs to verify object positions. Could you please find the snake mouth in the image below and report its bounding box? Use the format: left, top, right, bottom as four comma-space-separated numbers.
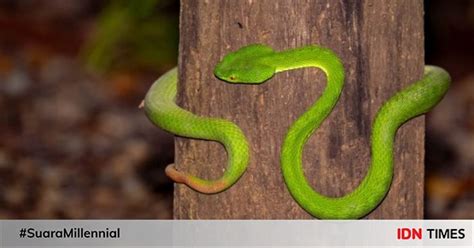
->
214, 72, 237, 82
215, 75, 239, 83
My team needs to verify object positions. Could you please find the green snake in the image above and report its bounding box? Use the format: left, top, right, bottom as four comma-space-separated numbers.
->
143, 67, 249, 193
144, 44, 450, 219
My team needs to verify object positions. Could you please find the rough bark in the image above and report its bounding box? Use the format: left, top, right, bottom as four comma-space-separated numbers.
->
174, 0, 424, 219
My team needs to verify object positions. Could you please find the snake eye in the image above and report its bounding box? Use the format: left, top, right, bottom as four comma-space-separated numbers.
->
229, 76, 236, 81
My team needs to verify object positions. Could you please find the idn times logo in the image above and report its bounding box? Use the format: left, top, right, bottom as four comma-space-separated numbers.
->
397, 227, 466, 240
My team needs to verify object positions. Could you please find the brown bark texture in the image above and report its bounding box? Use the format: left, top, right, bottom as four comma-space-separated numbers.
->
174, 0, 424, 219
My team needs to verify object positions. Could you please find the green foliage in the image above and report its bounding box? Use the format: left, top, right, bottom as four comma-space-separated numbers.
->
82, 0, 178, 72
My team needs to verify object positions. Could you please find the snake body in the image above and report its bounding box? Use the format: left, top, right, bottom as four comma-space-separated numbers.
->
144, 44, 450, 218
144, 67, 249, 193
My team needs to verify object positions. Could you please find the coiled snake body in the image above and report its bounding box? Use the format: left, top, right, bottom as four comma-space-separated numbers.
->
144, 44, 450, 219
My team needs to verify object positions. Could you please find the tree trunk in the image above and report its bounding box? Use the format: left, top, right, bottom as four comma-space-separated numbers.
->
174, 0, 424, 219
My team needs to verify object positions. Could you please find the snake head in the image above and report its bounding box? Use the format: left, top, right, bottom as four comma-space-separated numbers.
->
214, 44, 276, 84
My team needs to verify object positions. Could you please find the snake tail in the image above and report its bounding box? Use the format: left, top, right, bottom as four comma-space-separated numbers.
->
144, 68, 250, 194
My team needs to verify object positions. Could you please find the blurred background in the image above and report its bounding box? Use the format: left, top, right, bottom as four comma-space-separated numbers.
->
0, 0, 472, 219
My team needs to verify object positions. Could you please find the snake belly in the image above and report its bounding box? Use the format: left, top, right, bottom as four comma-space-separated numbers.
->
214, 44, 450, 219
144, 67, 250, 194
